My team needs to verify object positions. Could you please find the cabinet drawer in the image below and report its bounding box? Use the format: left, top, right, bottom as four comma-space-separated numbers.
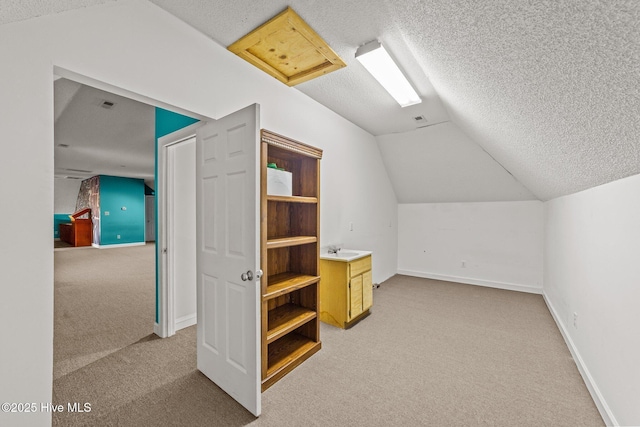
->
349, 256, 371, 278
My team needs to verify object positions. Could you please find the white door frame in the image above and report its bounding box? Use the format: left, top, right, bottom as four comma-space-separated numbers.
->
155, 121, 204, 338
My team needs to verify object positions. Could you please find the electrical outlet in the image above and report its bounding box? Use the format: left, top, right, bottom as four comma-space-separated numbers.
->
117, 235, 121, 240
349, 222, 354, 231
461, 260, 466, 268
573, 312, 578, 328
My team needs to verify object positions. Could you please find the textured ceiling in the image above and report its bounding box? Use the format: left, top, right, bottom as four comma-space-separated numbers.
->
392, 0, 640, 200
5, 0, 640, 201
0, 0, 114, 25
147, 0, 452, 136
54, 80, 155, 184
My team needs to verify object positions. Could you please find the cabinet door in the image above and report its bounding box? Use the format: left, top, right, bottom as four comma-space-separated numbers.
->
362, 270, 373, 311
349, 274, 363, 320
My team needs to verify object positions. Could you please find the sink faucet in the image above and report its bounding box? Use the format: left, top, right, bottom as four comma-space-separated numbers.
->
328, 245, 341, 254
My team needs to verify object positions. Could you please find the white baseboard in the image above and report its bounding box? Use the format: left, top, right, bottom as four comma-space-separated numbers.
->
397, 269, 542, 295
175, 313, 196, 331
543, 293, 617, 426
92, 242, 146, 249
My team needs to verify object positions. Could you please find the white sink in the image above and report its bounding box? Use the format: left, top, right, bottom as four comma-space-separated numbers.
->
320, 249, 372, 262
334, 251, 359, 257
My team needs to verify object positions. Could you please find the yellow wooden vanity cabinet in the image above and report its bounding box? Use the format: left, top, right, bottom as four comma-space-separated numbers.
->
319, 252, 372, 329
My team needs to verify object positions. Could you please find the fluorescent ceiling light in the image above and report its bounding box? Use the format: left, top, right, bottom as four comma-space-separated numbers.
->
355, 40, 421, 107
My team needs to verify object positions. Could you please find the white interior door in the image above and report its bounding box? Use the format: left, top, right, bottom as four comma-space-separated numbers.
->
167, 138, 197, 331
196, 104, 261, 416
157, 122, 202, 339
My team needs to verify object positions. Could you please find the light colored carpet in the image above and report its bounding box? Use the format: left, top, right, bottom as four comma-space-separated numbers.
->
53, 246, 603, 426
53, 239, 73, 249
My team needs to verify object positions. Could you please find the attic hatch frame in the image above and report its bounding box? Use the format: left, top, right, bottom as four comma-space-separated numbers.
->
228, 7, 346, 86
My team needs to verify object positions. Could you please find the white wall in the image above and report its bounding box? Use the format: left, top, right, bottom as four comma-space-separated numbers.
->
54, 177, 82, 213
398, 201, 544, 293
544, 173, 640, 426
377, 123, 536, 203
0, 2, 398, 425
320, 131, 398, 283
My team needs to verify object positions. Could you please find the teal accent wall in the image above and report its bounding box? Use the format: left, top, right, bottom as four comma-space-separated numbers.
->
98, 175, 146, 245
155, 107, 199, 139
54, 214, 72, 238
154, 107, 199, 323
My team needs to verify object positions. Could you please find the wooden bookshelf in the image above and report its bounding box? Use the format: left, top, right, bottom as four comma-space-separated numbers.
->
260, 130, 322, 391
266, 236, 317, 249
264, 272, 320, 300
266, 303, 317, 344
267, 195, 318, 204
264, 333, 322, 390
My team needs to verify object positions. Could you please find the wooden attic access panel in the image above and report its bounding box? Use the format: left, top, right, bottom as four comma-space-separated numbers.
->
228, 7, 346, 86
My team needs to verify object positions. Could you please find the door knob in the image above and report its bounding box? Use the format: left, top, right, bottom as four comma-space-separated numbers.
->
241, 269, 263, 281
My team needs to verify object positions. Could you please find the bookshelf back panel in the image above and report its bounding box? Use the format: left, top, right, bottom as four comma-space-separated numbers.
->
267, 151, 318, 197
267, 201, 317, 239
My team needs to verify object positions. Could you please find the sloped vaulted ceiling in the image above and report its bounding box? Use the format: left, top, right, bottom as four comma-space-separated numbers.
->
3, 0, 639, 202
388, 0, 640, 201
149, 0, 640, 202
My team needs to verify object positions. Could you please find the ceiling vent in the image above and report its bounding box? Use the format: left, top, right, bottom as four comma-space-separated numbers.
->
57, 143, 69, 148
413, 115, 428, 127
100, 99, 116, 110
65, 168, 92, 173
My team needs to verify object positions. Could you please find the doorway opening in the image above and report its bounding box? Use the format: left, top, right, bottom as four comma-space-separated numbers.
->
52, 74, 201, 421
53, 77, 159, 383
51, 67, 262, 418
